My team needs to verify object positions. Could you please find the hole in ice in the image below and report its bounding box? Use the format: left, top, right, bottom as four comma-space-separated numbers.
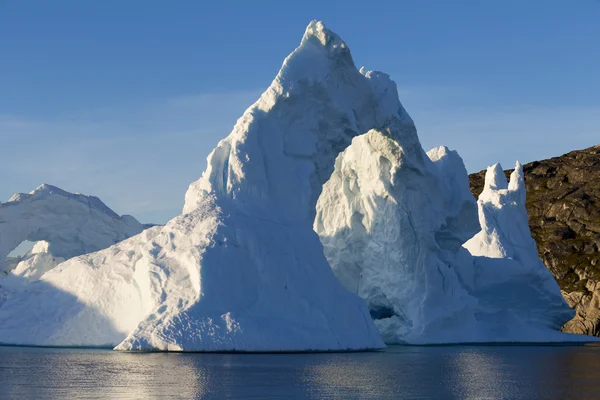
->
4, 240, 38, 275
369, 305, 395, 320
7, 240, 36, 258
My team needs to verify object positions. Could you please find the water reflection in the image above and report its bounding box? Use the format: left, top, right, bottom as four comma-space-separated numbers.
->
1, 345, 600, 399
445, 345, 600, 400
0, 348, 207, 399
302, 346, 600, 400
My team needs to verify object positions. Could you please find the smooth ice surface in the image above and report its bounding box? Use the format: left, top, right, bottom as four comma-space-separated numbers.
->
0, 21, 390, 351
315, 134, 582, 343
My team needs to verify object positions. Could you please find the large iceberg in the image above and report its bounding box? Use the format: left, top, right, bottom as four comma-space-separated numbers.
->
315, 134, 578, 343
0, 21, 394, 351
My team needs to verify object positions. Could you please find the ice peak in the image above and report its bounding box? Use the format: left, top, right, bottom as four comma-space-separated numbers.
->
31, 184, 68, 196
4, 184, 122, 220
484, 163, 508, 191
426, 145, 451, 162
508, 161, 524, 193
184, 20, 410, 218
301, 20, 347, 51
7, 184, 58, 203
508, 161, 526, 205
30, 240, 51, 255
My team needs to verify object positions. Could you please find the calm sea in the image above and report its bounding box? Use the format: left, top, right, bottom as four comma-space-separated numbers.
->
1, 344, 600, 399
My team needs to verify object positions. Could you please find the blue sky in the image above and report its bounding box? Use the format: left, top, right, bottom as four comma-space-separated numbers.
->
1, 0, 599, 224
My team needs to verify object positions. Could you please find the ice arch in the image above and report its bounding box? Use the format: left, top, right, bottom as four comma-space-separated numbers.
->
314, 132, 482, 343
315, 137, 577, 344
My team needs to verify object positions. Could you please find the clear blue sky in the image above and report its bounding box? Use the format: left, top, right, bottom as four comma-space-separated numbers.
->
1, 0, 599, 224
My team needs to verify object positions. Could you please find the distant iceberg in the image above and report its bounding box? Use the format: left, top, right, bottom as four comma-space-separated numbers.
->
0, 184, 148, 291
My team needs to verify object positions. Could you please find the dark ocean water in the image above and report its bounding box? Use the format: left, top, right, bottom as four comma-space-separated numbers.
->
1, 344, 600, 399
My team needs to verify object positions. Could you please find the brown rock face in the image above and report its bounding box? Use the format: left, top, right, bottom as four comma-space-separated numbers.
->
469, 145, 600, 336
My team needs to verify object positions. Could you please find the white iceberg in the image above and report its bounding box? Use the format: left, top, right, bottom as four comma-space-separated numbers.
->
0, 20, 586, 350
0, 21, 394, 351
315, 133, 579, 343
463, 163, 575, 337
0, 184, 147, 289
314, 131, 480, 344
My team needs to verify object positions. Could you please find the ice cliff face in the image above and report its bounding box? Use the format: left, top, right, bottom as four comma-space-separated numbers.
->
0, 21, 396, 351
315, 136, 577, 343
0, 184, 147, 284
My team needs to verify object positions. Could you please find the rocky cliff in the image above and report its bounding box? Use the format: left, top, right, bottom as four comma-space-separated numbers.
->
470, 145, 600, 336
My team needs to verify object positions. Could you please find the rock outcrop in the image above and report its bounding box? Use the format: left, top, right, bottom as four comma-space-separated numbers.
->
469, 145, 600, 336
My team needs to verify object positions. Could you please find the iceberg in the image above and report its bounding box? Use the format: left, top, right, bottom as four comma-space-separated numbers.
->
0, 20, 586, 350
315, 133, 579, 343
463, 163, 575, 336
0, 184, 147, 289
0, 21, 394, 351
314, 131, 479, 343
